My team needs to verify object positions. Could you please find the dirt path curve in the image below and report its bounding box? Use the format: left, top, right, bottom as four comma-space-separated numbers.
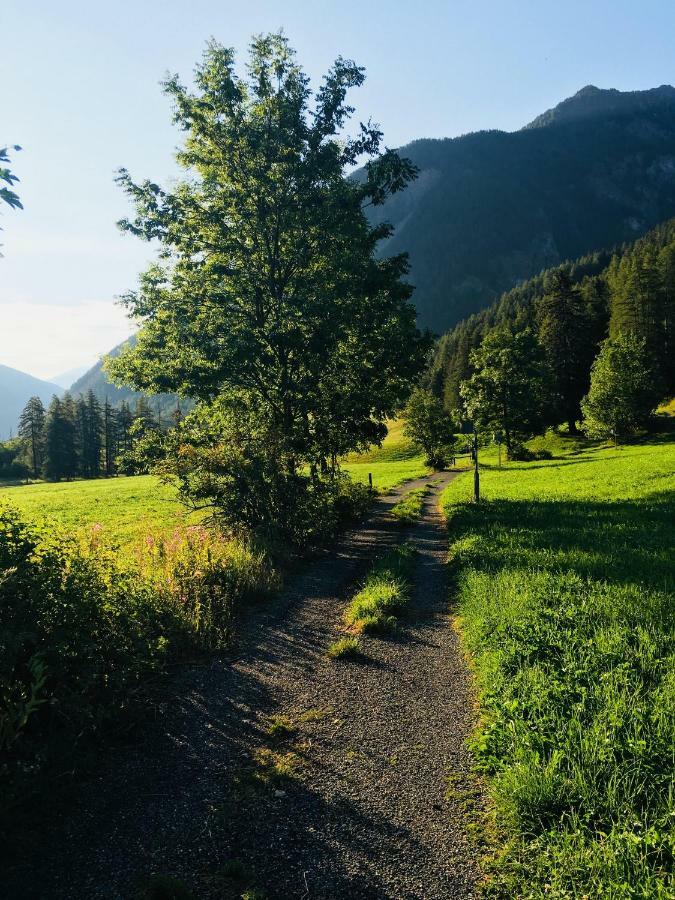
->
7, 472, 479, 900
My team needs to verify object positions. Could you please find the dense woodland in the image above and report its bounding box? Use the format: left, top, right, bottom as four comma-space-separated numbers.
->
0, 391, 174, 480
430, 217, 675, 432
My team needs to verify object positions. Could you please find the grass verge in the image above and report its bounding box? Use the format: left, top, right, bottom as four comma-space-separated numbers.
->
442, 435, 675, 898
390, 486, 429, 525
0, 503, 279, 829
344, 544, 416, 635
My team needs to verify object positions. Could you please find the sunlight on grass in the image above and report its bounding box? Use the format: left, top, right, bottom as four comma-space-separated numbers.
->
0, 475, 202, 550
344, 544, 416, 634
442, 434, 675, 897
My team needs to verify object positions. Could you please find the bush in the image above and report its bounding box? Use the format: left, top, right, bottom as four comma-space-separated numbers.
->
0, 502, 278, 811
507, 444, 535, 462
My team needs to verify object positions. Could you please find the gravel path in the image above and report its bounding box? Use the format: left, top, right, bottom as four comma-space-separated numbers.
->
6, 473, 480, 900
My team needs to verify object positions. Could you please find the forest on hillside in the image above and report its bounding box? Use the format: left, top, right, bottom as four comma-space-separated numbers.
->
430, 217, 675, 435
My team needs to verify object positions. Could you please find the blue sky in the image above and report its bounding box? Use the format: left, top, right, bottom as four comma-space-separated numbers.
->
2, 0, 675, 378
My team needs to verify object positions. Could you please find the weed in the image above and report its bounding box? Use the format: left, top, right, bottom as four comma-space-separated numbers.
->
343, 544, 416, 634
234, 747, 299, 791
389, 486, 429, 525
266, 716, 297, 741
326, 636, 361, 659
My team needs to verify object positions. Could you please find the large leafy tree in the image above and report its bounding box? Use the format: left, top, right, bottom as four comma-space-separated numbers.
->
460, 328, 548, 457
402, 388, 456, 468
581, 333, 660, 443
108, 35, 425, 492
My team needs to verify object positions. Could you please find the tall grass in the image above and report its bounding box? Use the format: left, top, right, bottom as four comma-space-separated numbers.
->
443, 437, 675, 898
0, 502, 278, 819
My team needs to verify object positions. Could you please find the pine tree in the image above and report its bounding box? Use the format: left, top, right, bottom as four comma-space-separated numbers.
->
537, 271, 593, 433
116, 401, 134, 454
85, 390, 103, 477
17, 396, 46, 477
43, 395, 78, 481
103, 398, 118, 476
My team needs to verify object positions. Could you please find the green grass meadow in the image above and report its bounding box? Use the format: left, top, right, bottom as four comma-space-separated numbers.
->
443, 435, 675, 898
0, 420, 429, 551
0, 474, 201, 552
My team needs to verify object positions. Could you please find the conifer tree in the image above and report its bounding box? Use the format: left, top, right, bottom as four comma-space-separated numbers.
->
116, 401, 134, 454
537, 271, 593, 433
18, 396, 46, 477
43, 395, 78, 481
103, 398, 118, 476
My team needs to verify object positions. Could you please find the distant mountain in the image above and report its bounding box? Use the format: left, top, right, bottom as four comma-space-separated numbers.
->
71, 339, 183, 418
524, 84, 675, 129
50, 363, 94, 390
370, 84, 675, 333
0, 365, 62, 440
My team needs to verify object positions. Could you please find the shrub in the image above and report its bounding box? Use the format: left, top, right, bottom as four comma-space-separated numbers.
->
0, 502, 277, 812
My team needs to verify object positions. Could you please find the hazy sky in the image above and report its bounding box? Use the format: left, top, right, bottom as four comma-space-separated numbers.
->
3, 0, 675, 379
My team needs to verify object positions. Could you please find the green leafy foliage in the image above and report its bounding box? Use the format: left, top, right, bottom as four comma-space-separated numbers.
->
402, 388, 456, 467
582, 333, 661, 441
108, 34, 426, 545
443, 436, 675, 897
460, 328, 549, 456
0, 146, 22, 211
0, 502, 277, 815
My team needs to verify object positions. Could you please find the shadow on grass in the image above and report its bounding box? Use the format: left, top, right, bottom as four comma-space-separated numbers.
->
450, 490, 674, 595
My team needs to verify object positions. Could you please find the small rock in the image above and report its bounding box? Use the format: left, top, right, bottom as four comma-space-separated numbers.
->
274, 789, 286, 798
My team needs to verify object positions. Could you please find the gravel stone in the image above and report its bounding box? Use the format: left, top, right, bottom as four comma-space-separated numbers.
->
5, 473, 481, 899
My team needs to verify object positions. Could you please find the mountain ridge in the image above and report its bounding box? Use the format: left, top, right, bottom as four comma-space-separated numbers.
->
73, 83, 675, 404
371, 82, 675, 332
0, 364, 62, 440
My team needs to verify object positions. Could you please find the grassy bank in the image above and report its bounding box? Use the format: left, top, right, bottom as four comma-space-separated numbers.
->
0, 419, 428, 548
442, 436, 675, 898
343, 419, 430, 490
0, 502, 278, 825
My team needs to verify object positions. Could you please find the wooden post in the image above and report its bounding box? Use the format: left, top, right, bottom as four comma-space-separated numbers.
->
368, 472, 373, 492
473, 429, 480, 503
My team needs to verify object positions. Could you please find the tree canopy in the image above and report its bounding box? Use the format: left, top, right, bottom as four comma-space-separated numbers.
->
108, 34, 426, 539
460, 328, 548, 456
